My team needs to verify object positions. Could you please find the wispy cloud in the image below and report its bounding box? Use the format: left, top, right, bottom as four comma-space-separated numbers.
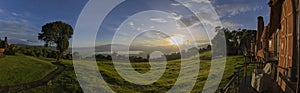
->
171, 3, 182, 6
216, 4, 262, 17
150, 18, 168, 23
176, 14, 200, 28
129, 22, 134, 26
11, 12, 18, 16
174, 0, 212, 8
190, 0, 211, 3
222, 21, 244, 30
0, 9, 4, 14
142, 31, 169, 40
130, 31, 171, 46
169, 13, 182, 20
0, 19, 41, 45
172, 2, 261, 30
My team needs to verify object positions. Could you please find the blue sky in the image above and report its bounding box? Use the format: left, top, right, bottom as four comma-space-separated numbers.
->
0, 0, 270, 47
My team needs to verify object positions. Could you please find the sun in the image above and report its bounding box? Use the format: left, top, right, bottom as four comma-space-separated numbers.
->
167, 35, 184, 45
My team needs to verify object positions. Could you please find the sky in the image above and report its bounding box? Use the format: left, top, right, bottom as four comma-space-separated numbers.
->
0, 0, 270, 47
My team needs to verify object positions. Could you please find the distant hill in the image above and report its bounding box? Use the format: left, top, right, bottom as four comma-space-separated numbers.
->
95, 44, 129, 52
93, 43, 210, 55
14, 44, 31, 47
93, 44, 179, 54
13, 43, 211, 57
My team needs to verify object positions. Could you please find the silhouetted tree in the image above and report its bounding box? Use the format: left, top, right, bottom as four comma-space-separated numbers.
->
38, 21, 73, 62
206, 45, 211, 50
212, 26, 256, 55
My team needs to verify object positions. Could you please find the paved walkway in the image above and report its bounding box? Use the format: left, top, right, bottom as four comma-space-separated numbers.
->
0, 62, 66, 93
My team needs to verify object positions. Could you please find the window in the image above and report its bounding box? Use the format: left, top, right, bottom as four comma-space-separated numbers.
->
274, 29, 279, 56
269, 40, 272, 48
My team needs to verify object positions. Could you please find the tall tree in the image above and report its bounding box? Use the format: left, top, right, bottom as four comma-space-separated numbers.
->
38, 21, 73, 62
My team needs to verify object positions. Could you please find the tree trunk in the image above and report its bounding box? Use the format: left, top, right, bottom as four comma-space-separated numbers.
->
56, 53, 60, 62
56, 52, 62, 62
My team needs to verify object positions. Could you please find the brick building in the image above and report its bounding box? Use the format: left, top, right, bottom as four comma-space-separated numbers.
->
0, 37, 9, 57
252, 0, 299, 92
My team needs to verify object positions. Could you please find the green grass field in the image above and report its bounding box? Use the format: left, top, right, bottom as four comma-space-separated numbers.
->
2, 51, 254, 93
0, 54, 57, 86
96, 52, 211, 93
96, 51, 253, 93
21, 58, 82, 93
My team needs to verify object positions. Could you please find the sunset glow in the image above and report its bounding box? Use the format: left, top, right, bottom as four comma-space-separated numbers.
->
167, 35, 184, 45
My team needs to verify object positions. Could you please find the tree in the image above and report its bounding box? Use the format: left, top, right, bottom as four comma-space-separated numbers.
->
206, 45, 211, 50
212, 26, 228, 56
38, 21, 73, 62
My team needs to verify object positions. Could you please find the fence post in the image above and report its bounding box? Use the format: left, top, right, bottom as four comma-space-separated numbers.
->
244, 56, 247, 83
236, 70, 240, 92
234, 72, 238, 93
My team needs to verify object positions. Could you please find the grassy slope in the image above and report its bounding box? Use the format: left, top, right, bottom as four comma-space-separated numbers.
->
24, 51, 254, 93
218, 56, 254, 92
22, 59, 82, 93
97, 52, 211, 93
97, 51, 253, 93
0, 54, 56, 86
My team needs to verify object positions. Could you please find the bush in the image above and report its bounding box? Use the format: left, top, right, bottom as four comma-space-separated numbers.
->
64, 54, 72, 60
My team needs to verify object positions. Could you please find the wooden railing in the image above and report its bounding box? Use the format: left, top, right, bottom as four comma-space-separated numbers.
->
220, 55, 283, 93
220, 55, 254, 93
219, 68, 243, 93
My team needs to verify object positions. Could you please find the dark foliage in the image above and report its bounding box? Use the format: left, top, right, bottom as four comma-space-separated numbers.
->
212, 27, 256, 55
38, 21, 73, 62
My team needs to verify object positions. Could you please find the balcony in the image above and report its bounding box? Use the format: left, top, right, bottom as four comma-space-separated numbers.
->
220, 54, 287, 93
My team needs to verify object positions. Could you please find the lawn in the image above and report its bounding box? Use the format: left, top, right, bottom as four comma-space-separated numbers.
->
22, 59, 83, 93
0, 54, 57, 86
21, 51, 254, 93
96, 51, 253, 93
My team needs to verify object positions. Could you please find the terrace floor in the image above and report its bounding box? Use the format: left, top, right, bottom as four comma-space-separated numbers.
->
238, 76, 258, 93
238, 76, 284, 93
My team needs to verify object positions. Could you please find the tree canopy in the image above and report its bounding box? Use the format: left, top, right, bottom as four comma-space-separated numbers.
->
212, 27, 256, 55
38, 21, 73, 61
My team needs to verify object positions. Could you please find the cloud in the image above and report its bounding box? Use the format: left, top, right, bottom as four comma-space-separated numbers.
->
171, 3, 182, 6
150, 18, 168, 23
11, 12, 18, 16
191, 0, 211, 3
127, 21, 136, 29
129, 22, 134, 26
142, 31, 169, 40
173, 12, 219, 29
216, 4, 262, 17
176, 0, 212, 8
169, 13, 182, 20
129, 31, 171, 47
173, 3, 260, 30
0, 19, 41, 45
222, 21, 244, 30
0, 9, 4, 14
182, 3, 192, 7
177, 14, 200, 27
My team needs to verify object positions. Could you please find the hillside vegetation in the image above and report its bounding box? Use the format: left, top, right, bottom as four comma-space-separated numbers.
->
0, 54, 56, 86
96, 51, 253, 93
10, 51, 252, 93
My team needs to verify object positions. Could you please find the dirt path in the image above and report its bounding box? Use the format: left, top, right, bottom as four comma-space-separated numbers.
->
0, 62, 66, 93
